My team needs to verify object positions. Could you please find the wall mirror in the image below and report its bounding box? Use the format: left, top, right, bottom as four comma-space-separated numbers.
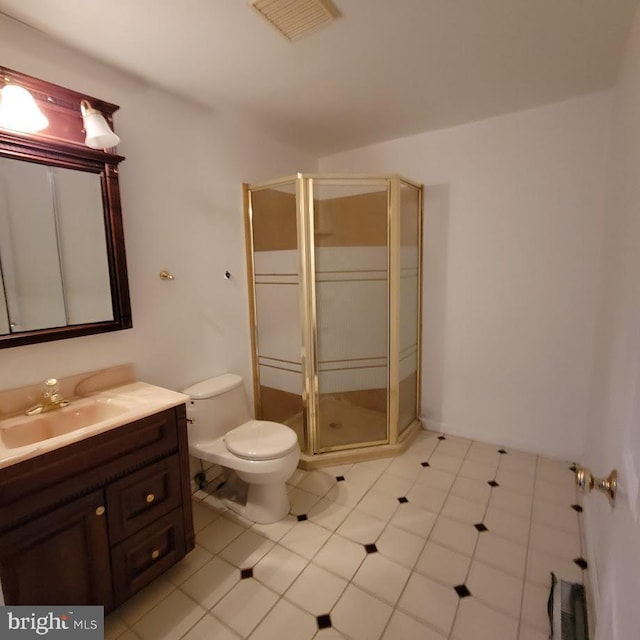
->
0, 66, 131, 348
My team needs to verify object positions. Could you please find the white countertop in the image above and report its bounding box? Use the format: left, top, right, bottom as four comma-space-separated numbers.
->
0, 382, 189, 470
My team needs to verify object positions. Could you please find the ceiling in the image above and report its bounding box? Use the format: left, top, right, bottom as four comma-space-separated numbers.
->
0, 0, 638, 155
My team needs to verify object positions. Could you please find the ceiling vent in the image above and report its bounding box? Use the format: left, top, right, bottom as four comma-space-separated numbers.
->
250, 0, 340, 41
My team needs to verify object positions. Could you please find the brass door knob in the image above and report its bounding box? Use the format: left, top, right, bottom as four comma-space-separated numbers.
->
575, 466, 617, 505
146, 493, 155, 503
151, 549, 160, 560
95, 506, 106, 516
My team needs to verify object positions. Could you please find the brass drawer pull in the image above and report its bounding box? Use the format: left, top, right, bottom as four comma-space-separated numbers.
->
146, 493, 155, 504
151, 549, 160, 560
95, 506, 105, 516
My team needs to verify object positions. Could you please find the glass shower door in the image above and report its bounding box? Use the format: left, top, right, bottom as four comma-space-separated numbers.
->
311, 180, 390, 451
248, 181, 306, 451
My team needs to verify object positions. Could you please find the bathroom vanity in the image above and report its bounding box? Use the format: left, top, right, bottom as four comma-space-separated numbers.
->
0, 381, 194, 613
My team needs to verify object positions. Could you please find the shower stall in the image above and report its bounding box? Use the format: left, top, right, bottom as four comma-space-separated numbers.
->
243, 174, 422, 466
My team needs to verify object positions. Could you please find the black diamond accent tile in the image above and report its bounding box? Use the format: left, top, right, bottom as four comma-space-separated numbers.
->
316, 614, 332, 630
398, 496, 409, 504
336, 475, 345, 482
569, 464, 578, 472
488, 480, 499, 487
474, 523, 488, 532
240, 568, 253, 579
364, 543, 378, 554
437, 435, 447, 440
571, 504, 583, 513
421, 461, 430, 467
574, 557, 588, 570
297, 514, 308, 522
454, 584, 472, 598
498, 449, 508, 454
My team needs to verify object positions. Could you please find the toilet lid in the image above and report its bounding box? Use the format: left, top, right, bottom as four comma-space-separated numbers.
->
224, 420, 298, 461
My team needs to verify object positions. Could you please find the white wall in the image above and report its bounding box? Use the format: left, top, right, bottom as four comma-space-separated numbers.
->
0, 15, 316, 394
321, 93, 611, 460
582, 7, 640, 639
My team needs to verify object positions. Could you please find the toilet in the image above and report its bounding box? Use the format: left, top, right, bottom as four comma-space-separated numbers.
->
182, 373, 300, 524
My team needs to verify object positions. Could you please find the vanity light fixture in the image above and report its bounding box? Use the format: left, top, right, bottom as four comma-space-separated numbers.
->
80, 99, 120, 150
0, 79, 49, 133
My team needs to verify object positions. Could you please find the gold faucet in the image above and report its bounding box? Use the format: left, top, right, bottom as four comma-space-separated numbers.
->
25, 378, 70, 415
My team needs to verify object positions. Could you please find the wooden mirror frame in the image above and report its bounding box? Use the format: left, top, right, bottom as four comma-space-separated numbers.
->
0, 66, 131, 348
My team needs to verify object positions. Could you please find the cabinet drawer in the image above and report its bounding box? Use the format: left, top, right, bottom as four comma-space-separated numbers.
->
111, 508, 186, 605
106, 455, 182, 543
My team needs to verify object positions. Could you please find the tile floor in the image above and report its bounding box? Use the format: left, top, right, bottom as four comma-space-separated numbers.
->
105, 430, 586, 640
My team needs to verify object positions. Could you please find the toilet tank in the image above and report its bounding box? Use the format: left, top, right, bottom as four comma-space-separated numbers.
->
181, 374, 252, 447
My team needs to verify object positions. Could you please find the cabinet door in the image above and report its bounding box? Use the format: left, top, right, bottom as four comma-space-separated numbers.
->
0, 490, 113, 610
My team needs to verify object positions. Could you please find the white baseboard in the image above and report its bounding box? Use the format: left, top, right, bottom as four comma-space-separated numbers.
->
419, 415, 580, 462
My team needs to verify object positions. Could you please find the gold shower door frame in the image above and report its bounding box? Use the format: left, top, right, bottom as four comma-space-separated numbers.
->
244, 174, 423, 460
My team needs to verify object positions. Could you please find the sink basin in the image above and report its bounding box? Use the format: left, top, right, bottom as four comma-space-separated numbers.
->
0, 398, 133, 449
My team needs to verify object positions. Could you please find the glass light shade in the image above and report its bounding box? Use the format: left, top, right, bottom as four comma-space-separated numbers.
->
0, 84, 49, 133
81, 101, 120, 150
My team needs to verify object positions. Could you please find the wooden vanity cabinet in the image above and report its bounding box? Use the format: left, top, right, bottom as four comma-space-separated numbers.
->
0, 405, 194, 613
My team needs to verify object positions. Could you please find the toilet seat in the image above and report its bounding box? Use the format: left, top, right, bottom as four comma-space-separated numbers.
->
224, 420, 298, 461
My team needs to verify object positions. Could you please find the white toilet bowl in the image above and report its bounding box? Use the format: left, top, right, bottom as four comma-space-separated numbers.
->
191, 420, 299, 523
182, 374, 300, 524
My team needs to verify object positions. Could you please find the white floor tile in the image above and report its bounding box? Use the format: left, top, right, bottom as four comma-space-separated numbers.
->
297, 471, 337, 497
381, 610, 447, 640
531, 497, 580, 535
498, 452, 537, 477
451, 597, 518, 640
521, 581, 550, 632
336, 509, 386, 544
249, 598, 317, 640
458, 459, 498, 483
415, 541, 471, 586
429, 516, 478, 557
313, 534, 366, 580
346, 464, 385, 489
466, 560, 524, 618
450, 476, 492, 505
406, 483, 448, 513
181, 614, 241, 640
525, 547, 583, 587
415, 467, 457, 491
355, 489, 400, 522
133, 590, 205, 640
475, 532, 527, 578
389, 502, 437, 538
529, 523, 581, 560
164, 545, 213, 586
104, 613, 127, 640
371, 473, 414, 499
253, 544, 308, 594
288, 486, 322, 515
115, 577, 175, 627
441, 494, 487, 525
533, 477, 576, 507
352, 552, 411, 605
324, 480, 369, 507
489, 487, 533, 520
397, 572, 458, 635
308, 498, 352, 530
314, 628, 348, 639
484, 505, 531, 546
279, 520, 332, 559
375, 524, 426, 569
196, 516, 245, 554
218, 529, 274, 569
180, 557, 240, 610
427, 452, 463, 474
331, 584, 393, 640
285, 563, 347, 615
191, 500, 220, 533
495, 469, 535, 497
211, 579, 279, 637
251, 515, 297, 542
